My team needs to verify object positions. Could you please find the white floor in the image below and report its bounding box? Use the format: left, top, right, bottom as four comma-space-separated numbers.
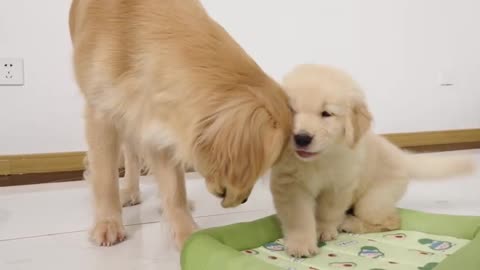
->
0, 150, 479, 270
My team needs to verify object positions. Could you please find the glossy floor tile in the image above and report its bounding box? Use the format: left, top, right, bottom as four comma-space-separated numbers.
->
0, 150, 479, 270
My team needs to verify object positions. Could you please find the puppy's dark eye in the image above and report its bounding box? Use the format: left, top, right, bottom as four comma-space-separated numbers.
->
321, 111, 333, 117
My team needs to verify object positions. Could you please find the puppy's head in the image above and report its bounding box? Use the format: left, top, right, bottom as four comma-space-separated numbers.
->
283, 64, 372, 161
192, 82, 291, 207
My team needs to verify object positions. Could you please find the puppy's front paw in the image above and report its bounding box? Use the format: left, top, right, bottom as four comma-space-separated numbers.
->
120, 188, 141, 207
316, 223, 339, 241
285, 235, 318, 258
90, 218, 126, 246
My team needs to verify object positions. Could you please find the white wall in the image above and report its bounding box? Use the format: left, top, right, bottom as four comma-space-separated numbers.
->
0, 1, 85, 155
1, 0, 479, 155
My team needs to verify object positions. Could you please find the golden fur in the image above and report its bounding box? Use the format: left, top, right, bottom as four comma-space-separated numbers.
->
270, 64, 475, 257
69, 0, 291, 249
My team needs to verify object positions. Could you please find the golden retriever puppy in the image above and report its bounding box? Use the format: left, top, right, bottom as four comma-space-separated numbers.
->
270, 64, 474, 257
69, 0, 291, 249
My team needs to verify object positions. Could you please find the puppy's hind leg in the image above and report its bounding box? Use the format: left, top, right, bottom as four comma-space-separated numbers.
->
346, 181, 406, 233
340, 214, 384, 234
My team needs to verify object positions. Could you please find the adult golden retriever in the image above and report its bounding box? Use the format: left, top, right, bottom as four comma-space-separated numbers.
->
69, 0, 291, 249
270, 64, 474, 257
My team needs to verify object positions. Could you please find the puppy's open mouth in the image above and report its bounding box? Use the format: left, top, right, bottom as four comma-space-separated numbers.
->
295, 150, 319, 159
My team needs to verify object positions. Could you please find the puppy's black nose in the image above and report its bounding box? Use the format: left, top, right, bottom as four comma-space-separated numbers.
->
294, 133, 313, 147
242, 197, 248, 204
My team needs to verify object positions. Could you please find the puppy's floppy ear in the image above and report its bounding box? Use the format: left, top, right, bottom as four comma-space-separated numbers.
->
345, 96, 372, 148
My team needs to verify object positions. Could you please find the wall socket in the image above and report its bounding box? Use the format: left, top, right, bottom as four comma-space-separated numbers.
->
0, 58, 24, 86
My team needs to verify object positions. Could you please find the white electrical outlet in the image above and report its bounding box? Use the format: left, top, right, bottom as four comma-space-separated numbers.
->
0, 58, 24, 86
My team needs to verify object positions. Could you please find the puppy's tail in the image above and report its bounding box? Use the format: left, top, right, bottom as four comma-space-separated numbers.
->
404, 152, 475, 180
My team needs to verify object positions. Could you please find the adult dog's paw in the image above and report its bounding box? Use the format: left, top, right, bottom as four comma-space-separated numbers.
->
120, 188, 141, 207
173, 221, 198, 250
90, 218, 126, 246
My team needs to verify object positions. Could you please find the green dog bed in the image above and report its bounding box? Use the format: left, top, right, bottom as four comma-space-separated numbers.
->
181, 209, 480, 270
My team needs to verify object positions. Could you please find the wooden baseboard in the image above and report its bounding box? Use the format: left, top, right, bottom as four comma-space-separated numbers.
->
0, 129, 479, 186
383, 129, 480, 147
0, 171, 85, 187
0, 151, 85, 175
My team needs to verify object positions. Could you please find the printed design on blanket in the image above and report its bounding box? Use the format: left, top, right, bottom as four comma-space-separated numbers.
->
263, 240, 286, 252
242, 230, 469, 270
417, 238, 454, 251
358, 246, 384, 259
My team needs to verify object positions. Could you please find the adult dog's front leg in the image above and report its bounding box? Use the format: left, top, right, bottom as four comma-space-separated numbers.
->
85, 107, 125, 246
272, 181, 318, 258
150, 150, 197, 250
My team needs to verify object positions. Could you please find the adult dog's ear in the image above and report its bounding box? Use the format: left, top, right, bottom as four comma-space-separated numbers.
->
345, 97, 372, 148
191, 91, 274, 187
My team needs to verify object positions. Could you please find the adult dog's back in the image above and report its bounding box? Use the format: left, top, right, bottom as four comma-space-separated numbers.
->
69, 0, 291, 248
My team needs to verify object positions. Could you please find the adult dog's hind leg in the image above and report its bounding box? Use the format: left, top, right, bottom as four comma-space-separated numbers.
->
120, 144, 142, 207
85, 106, 125, 246
150, 150, 197, 250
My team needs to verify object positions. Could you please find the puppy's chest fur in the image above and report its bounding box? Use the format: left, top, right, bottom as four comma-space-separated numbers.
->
273, 146, 366, 197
